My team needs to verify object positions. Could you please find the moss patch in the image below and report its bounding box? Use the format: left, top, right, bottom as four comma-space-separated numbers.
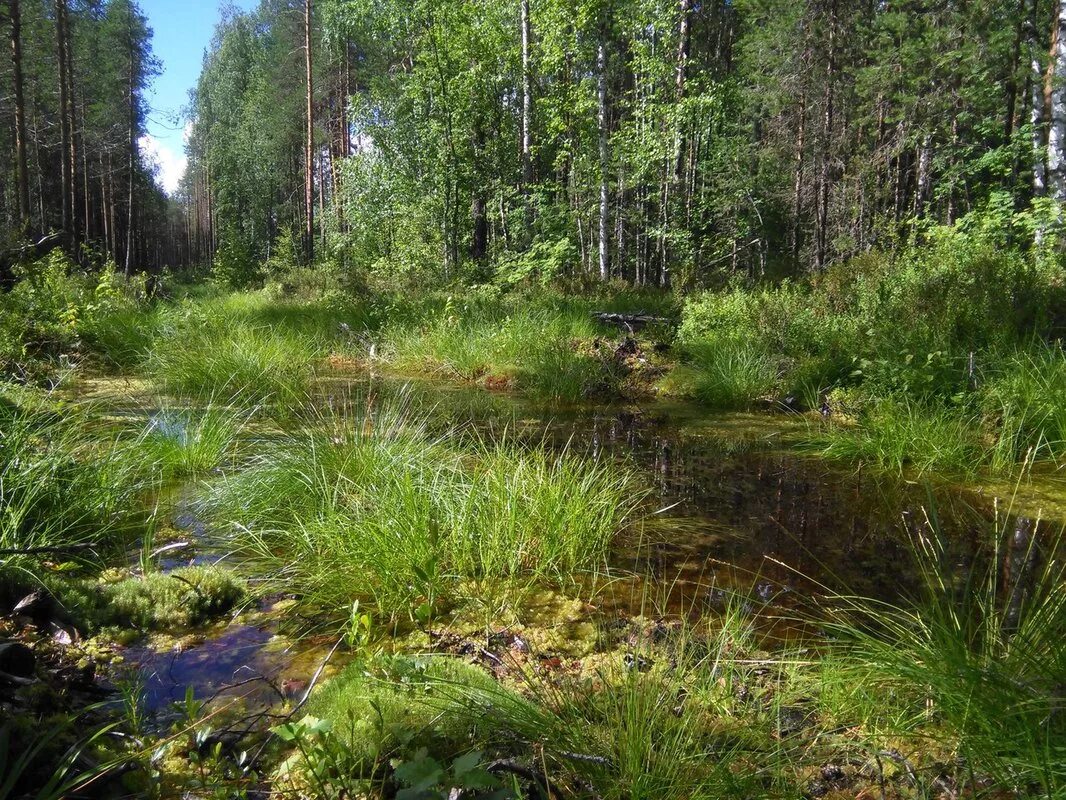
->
77, 567, 246, 630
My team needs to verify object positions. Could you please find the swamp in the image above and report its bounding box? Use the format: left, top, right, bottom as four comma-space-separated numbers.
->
2, 0, 1066, 798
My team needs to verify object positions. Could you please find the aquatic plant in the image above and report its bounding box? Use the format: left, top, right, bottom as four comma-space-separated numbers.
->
134, 402, 247, 479
383, 294, 624, 401
813, 397, 985, 476
207, 397, 639, 620
817, 513, 1066, 796
683, 336, 779, 410
0, 384, 152, 589
148, 325, 318, 408
424, 606, 792, 800
306, 655, 500, 766
82, 566, 246, 629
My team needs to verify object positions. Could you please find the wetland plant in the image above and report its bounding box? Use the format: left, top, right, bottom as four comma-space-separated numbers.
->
205, 399, 639, 620
813, 397, 985, 476
148, 325, 318, 408
683, 336, 778, 410
135, 402, 248, 479
0, 386, 152, 589
79, 566, 247, 630
817, 516, 1066, 797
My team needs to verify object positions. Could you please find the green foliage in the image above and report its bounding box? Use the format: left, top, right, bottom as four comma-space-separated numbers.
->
0, 383, 152, 588
212, 232, 262, 290
429, 610, 787, 800
148, 323, 317, 408
813, 397, 986, 476
820, 519, 1066, 797
0, 253, 150, 379
134, 403, 247, 479
207, 396, 639, 620
981, 342, 1066, 467
682, 336, 778, 409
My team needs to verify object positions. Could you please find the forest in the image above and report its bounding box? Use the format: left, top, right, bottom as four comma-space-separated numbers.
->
1, 0, 1066, 798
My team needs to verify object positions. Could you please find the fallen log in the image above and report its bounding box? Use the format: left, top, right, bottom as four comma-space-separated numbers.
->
592, 312, 669, 333
0, 233, 65, 290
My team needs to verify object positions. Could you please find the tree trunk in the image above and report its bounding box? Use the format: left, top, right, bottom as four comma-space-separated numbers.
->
124, 7, 136, 276
597, 32, 609, 282
1048, 0, 1066, 202
56, 0, 73, 237
9, 0, 30, 230
673, 0, 691, 184
304, 0, 315, 263
1031, 0, 1048, 200
520, 0, 533, 189
815, 0, 836, 270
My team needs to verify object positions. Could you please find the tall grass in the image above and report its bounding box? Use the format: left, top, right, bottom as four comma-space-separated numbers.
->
384, 296, 623, 401
149, 325, 318, 408
134, 402, 247, 479
818, 512, 1066, 796
206, 397, 639, 620
814, 397, 985, 476
683, 336, 778, 410
0, 385, 152, 589
982, 342, 1066, 468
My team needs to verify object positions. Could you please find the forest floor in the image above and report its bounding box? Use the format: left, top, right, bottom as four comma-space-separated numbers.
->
2, 278, 1065, 799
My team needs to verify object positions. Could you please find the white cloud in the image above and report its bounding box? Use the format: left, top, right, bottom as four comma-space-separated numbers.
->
138, 134, 187, 196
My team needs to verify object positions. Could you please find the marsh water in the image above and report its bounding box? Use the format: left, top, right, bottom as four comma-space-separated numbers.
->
112, 374, 1066, 715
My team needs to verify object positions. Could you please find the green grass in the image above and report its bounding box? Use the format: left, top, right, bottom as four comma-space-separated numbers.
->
817, 515, 1066, 796
682, 336, 779, 409
423, 605, 791, 800
0, 384, 154, 591
205, 396, 639, 621
134, 402, 247, 479
148, 325, 318, 408
813, 397, 986, 476
78, 305, 163, 372
383, 295, 628, 402
982, 342, 1066, 468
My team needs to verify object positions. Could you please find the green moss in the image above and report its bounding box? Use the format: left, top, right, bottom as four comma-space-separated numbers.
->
83, 567, 246, 630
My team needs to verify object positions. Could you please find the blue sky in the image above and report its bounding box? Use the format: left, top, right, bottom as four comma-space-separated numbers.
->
139, 0, 257, 193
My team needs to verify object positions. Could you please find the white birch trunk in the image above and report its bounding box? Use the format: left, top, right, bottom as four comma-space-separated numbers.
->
597, 34, 609, 281
1048, 0, 1066, 201
521, 0, 533, 188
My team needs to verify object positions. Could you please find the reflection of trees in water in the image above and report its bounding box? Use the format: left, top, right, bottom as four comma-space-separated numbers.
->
1002, 515, 1044, 634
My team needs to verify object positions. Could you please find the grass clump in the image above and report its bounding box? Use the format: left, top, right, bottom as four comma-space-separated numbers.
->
82, 566, 246, 630
134, 403, 247, 479
207, 398, 638, 620
149, 325, 317, 408
814, 397, 986, 476
426, 609, 791, 800
0, 384, 152, 590
818, 518, 1066, 797
683, 336, 778, 410
383, 293, 632, 402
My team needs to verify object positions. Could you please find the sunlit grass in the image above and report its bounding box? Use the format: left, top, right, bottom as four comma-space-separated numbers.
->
134, 402, 248, 479
205, 395, 640, 621
813, 397, 985, 476
0, 384, 154, 589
